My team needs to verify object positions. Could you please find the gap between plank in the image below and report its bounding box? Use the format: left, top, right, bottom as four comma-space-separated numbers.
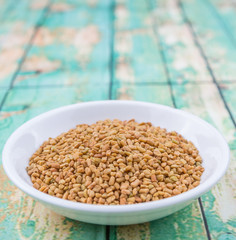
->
107, 0, 115, 238
106, 225, 110, 240
0, 0, 53, 112
198, 198, 212, 240
146, 0, 177, 108
108, 0, 115, 101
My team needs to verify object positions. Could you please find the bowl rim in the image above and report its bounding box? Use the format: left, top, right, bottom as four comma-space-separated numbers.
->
2, 100, 230, 213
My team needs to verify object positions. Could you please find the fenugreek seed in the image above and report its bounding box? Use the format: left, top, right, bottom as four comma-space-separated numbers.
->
120, 182, 129, 190
116, 177, 125, 183
173, 189, 181, 195
59, 179, 65, 184
127, 197, 135, 203
120, 198, 126, 205
159, 148, 165, 153
106, 187, 113, 193
62, 191, 69, 199
193, 181, 200, 187
28, 119, 204, 205
151, 175, 157, 182
124, 166, 132, 172
150, 188, 156, 195
33, 182, 40, 189
107, 196, 115, 204
137, 146, 145, 153
121, 189, 130, 195
172, 139, 179, 144
131, 179, 140, 188
93, 185, 101, 192
157, 175, 164, 182
139, 188, 149, 194
163, 188, 172, 194
109, 176, 115, 185
129, 176, 136, 182
104, 169, 111, 175
170, 176, 178, 182
192, 175, 200, 181
166, 183, 174, 189
114, 182, 120, 190
116, 171, 123, 178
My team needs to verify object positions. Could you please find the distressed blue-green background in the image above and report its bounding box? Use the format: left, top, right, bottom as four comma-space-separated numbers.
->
0, 0, 236, 239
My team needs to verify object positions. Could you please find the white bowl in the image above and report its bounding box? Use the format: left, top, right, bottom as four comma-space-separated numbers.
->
2, 100, 230, 225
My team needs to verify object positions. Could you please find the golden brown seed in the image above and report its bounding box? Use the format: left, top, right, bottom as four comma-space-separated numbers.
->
173, 189, 181, 195
151, 175, 157, 182
120, 182, 129, 190
33, 182, 40, 189
120, 198, 126, 205
28, 119, 204, 205
131, 179, 140, 188
109, 176, 115, 185
139, 188, 149, 194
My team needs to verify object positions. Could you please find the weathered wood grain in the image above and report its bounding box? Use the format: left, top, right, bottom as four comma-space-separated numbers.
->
14, 0, 112, 87
181, 0, 236, 81
113, 0, 167, 83
0, 0, 50, 87
0, 86, 109, 240
111, 83, 172, 105
149, 0, 211, 83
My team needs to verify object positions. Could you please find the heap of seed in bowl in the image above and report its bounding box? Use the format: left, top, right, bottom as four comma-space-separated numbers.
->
27, 119, 204, 205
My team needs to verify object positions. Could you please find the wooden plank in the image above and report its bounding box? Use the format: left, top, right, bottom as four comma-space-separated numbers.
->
0, 85, 109, 240
113, 31, 167, 84
150, 202, 207, 240
113, 0, 167, 83
0, 0, 50, 87
172, 82, 236, 238
110, 83, 207, 240
181, 0, 236, 81
111, 83, 172, 105
13, 0, 111, 87
112, 201, 207, 240
150, 0, 211, 83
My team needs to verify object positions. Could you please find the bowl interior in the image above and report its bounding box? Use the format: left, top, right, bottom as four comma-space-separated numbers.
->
3, 101, 229, 208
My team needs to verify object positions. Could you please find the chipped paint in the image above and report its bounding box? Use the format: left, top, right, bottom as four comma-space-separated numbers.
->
30, 0, 49, 10
117, 223, 150, 240
51, 3, 74, 12
22, 56, 61, 74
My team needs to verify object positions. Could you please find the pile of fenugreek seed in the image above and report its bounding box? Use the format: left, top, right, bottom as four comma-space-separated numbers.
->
27, 119, 204, 205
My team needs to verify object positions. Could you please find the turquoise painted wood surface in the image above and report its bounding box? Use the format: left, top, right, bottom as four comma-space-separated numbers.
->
0, 0, 236, 239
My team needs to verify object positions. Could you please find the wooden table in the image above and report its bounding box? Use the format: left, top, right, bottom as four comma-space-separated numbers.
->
0, 0, 235, 239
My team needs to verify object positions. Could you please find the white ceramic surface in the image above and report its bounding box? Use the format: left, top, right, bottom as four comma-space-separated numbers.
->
2, 101, 230, 225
